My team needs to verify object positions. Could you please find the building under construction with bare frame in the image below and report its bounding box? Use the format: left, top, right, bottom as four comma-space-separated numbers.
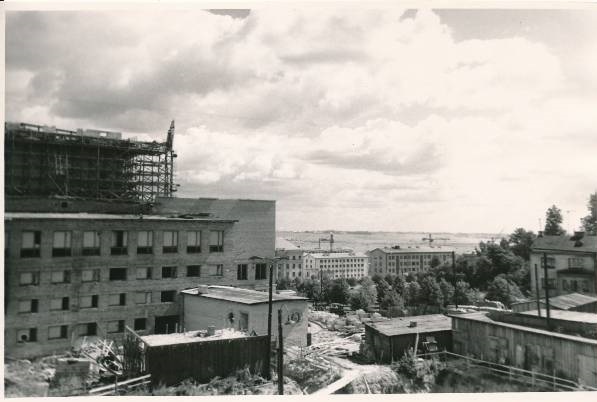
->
4, 121, 177, 203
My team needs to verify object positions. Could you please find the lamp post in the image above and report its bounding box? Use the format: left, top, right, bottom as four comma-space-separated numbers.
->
249, 255, 288, 381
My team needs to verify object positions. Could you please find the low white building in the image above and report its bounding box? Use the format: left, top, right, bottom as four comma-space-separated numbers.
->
180, 285, 309, 347
303, 252, 368, 280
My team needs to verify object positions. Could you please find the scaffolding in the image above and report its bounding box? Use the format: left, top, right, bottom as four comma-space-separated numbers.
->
4, 121, 177, 202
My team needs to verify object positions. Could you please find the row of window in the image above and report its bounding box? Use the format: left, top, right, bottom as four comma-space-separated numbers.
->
237, 263, 267, 280
17, 230, 224, 258
18, 291, 177, 313
17, 265, 223, 286
17, 318, 148, 343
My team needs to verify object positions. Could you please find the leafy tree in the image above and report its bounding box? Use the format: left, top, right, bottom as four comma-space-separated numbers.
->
276, 277, 290, 290
438, 279, 455, 307
296, 279, 317, 299
430, 256, 441, 269
346, 277, 357, 286
375, 279, 392, 303
350, 277, 378, 311
392, 275, 405, 295
544, 205, 566, 235
508, 228, 537, 261
485, 276, 524, 307
581, 192, 597, 235
328, 279, 350, 304
420, 276, 443, 311
380, 289, 404, 311
403, 281, 421, 306
454, 280, 482, 305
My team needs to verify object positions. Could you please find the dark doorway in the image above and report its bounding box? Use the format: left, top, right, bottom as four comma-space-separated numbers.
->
155, 315, 179, 334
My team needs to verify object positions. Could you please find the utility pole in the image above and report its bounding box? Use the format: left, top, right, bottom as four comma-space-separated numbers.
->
266, 261, 273, 380
277, 309, 284, 395
534, 262, 542, 317
543, 252, 551, 329
452, 251, 458, 308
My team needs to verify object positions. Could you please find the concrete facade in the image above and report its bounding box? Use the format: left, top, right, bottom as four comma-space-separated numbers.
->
530, 233, 597, 297
4, 197, 275, 358
181, 286, 308, 347
368, 246, 453, 276
303, 252, 368, 280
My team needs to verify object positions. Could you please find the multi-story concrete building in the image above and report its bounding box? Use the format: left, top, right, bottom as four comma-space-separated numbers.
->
530, 232, 597, 297
367, 246, 453, 276
4, 122, 275, 358
303, 252, 368, 280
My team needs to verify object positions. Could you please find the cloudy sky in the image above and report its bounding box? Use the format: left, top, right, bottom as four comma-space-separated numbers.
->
5, 6, 597, 233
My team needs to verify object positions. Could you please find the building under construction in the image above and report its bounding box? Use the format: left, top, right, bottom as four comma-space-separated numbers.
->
4, 121, 177, 203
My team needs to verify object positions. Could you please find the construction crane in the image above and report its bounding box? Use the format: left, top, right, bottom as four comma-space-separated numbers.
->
318, 233, 334, 252
421, 233, 450, 246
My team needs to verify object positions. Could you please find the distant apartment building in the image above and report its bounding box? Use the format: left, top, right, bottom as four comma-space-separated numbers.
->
4, 122, 275, 358
303, 252, 368, 280
530, 232, 597, 297
367, 246, 453, 276
274, 237, 353, 281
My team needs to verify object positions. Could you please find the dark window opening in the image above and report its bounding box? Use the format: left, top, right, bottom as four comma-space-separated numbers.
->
134, 318, 147, 331
162, 266, 177, 278
187, 265, 201, 277
255, 263, 267, 280
161, 290, 176, 303
237, 264, 248, 280
109, 268, 127, 281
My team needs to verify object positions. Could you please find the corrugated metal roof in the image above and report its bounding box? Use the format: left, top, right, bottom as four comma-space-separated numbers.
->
4, 212, 237, 223
519, 309, 597, 324
366, 314, 452, 336
181, 285, 307, 305
451, 312, 597, 344
512, 293, 597, 311
532, 234, 597, 253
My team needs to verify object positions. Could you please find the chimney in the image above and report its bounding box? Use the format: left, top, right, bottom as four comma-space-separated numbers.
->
196, 285, 210, 294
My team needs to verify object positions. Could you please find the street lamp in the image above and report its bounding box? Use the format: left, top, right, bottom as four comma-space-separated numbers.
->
249, 255, 288, 381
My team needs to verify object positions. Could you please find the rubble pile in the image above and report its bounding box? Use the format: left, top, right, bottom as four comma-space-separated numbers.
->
310, 309, 388, 335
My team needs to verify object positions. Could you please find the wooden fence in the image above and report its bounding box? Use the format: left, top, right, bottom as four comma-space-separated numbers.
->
145, 335, 269, 386
418, 350, 597, 392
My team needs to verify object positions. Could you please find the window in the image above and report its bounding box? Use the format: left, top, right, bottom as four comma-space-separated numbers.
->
79, 323, 97, 336
209, 230, 224, 252
51, 270, 71, 284
541, 256, 556, 269
111, 231, 128, 255
109, 268, 127, 281
18, 299, 39, 313
107, 320, 125, 333
19, 272, 40, 286
162, 266, 177, 278
162, 231, 178, 253
237, 264, 248, 280
17, 328, 37, 343
108, 293, 126, 306
48, 325, 68, 339
135, 292, 152, 304
82, 269, 101, 282
187, 231, 201, 253
82, 231, 100, 256
52, 231, 72, 257
21, 231, 41, 257
568, 258, 585, 269
80, 295, 99, 309
136, 267, 152, 280
216, 264, 224, 276
255, 263, 267, 280
50, 297, 70, 311
161, 290, 176, 303
134, 318, 147, 331
187, 265, 201, 277
137, 231, 153, 254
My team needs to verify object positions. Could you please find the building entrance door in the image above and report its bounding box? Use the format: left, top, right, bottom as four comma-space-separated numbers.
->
155, 315, 179, 334
239, 312, 248, 332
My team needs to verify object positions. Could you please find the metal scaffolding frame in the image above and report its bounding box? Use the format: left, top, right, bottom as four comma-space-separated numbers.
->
4, 121, 177, 202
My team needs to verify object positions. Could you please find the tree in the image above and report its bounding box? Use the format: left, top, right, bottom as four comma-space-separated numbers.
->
375, 279, 392, 303
454, 280, 482, 305
403, 281, 421, 306
508, 228, 537, 261
276, 277, 290, 290
380, 289, 404, 311
544, 205, 566, 235
430, 256, 441, 269
420, 276, 443, 311
581, 192, 597, 235
328, 279, 350, 304
438, 279, 455, 307
485, 276, 524, 307
347, 277, 357, 286
350, 277, 378, 311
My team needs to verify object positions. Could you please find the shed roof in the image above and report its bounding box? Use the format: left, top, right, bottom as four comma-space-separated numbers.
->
141, 328, 248, 347
181, 285, 307, 305
519, 309, 597, 324
366, 314, 451, 337
451, 312, 597, 344
4, 212, 237, 223
532, 234, 597, 253
512, 293, 597, 311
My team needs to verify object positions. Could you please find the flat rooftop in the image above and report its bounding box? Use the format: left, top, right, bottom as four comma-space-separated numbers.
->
306, 252, 367, 258
181, 285, 307, 305
373, 246, 454, 254
451, 312, 597, 344
513, 292, 597, 310
141, 328, 247, 347
4, 212, 237, 223
519, 309, 597, 324
366, 314, 452, 336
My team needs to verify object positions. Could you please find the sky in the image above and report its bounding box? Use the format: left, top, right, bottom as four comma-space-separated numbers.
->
4, 5, 597, 233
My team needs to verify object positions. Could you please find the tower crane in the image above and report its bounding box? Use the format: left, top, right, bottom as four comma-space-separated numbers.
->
318, 233, 335, 252
421, 233, 450, 246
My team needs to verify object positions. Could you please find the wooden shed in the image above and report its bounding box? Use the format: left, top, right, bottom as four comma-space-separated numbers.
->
364, 314, 452, 363
451, 311, 597, 387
